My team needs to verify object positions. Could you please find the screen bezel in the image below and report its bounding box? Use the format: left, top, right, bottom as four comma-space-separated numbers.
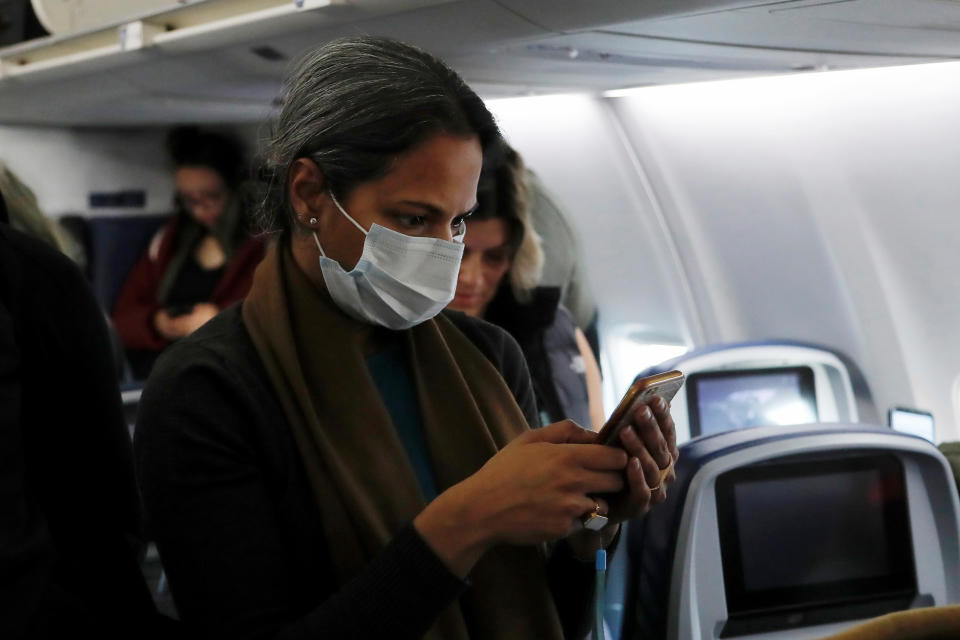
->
715, 453, 917, 619
686, 366, 818, 438
888, 406, 935, 443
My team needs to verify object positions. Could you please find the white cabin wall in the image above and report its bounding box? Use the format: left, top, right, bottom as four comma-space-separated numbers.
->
0, 123, 265, 219
609, 62, 960, 441
0, 125, 174, 217
485, 94, 700, 405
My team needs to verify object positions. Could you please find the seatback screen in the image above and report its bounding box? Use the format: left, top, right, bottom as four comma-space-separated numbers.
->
716, 454, 916, 627
687, 366, 817, 437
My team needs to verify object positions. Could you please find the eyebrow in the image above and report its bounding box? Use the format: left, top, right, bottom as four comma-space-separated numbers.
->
397, 200, 479, 218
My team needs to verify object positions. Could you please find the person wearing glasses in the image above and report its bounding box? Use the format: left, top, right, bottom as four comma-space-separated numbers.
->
111, 127, 265, 379
135, 38, 677, 640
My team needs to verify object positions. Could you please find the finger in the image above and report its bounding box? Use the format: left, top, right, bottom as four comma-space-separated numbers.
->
651, 396, 679, 460
636, 444, 662, 489
625, 457, 653, 514
564, 423, 600, 445
526, 420, 594, 445
565, 444, 628, 471
631, 404, 672, 469
651, 483, 667, 505
663, 464, 677, 488
618, 426, 647, 465
595, 496, 610, 517
571, 469, 624, 495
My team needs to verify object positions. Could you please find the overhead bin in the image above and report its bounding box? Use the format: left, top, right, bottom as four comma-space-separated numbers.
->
496, 0, 781, 33
30, 0, 200, 36
2, 0, 960, 126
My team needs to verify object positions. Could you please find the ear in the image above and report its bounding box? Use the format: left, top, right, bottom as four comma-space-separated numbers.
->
288, 158, 328, 228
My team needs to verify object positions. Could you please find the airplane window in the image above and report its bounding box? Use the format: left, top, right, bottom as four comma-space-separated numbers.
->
889, 407, 935, 443
600, 326, 687, 411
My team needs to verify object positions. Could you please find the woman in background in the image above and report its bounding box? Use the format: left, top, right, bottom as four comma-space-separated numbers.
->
447, 144, 605, 429
112, 126, 265, 379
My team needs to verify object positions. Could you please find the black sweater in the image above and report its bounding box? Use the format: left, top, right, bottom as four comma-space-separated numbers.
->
135, 306, 598, 639
0, 224, 158, 638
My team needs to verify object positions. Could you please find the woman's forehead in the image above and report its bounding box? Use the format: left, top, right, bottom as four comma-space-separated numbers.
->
464, 218, 508, 250
373, 133, 482, 213
175, 166, 223, 190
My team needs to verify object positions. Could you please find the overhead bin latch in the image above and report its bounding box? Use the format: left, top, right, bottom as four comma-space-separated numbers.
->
293, 0, 336, 10
118, 20, 163, 52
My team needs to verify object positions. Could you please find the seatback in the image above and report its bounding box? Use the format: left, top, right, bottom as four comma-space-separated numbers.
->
636, 341, 875, 444
621, 424, 960, 640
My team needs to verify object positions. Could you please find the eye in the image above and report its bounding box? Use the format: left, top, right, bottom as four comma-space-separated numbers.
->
451, 215, 467, 231
395, 214, 427, 229
484, 248, 510, 266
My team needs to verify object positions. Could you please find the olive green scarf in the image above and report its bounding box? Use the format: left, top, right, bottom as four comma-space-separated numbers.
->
241, 243, 565, 639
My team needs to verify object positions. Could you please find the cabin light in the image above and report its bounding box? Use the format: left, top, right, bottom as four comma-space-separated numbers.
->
601, 59, 960, 99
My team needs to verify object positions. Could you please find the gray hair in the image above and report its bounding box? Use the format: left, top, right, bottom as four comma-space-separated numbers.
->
257, 36, 501, 238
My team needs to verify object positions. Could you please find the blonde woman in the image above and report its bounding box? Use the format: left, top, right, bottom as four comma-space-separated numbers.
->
447, 144, 604, 430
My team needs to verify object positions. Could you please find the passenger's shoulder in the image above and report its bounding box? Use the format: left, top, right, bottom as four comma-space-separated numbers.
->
441, 310, 526, 373
148, 304, 260, 385
0, 223, 88, 297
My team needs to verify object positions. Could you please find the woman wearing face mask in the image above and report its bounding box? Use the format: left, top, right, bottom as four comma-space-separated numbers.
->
111, 126, 266, 379
448, 145, 604, 430
135, 37, 678, 640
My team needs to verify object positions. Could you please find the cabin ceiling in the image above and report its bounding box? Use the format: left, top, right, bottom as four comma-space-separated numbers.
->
0, 0, 958, 126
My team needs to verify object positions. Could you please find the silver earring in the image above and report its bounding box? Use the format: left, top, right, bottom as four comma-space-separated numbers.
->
309, 217, 318, 225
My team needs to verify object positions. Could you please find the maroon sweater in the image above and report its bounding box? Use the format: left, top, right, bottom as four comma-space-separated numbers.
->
111, 216, 265, 351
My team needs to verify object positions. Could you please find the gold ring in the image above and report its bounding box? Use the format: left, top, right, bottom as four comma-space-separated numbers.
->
649, 484, 662, 493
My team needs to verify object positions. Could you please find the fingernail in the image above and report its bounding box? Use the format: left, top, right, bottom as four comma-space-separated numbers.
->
641, 406, 652, 420
631, 457, 641, 470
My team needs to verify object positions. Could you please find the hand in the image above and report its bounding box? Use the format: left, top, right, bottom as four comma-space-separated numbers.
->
606, 396, 679, 524
153, 304, 219, 341
153, 309, 182, 341
414, 420, 628, 576
180, 303, 219, 334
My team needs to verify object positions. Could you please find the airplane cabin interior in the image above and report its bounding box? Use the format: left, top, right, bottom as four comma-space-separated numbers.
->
2, 1, 960, 638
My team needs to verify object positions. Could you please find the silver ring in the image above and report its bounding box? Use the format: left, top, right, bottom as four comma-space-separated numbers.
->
581, 503, 608, 531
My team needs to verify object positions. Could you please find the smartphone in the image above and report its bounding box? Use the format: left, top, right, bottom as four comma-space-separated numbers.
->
597, 370, 685, 447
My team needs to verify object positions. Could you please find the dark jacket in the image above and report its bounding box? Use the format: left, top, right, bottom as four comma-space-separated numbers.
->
0, 223, 159, 638
486, 285, 592, 427
135, 306, 597, 639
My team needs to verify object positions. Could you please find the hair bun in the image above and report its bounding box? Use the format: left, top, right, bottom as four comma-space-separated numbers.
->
165, 126, 247, 187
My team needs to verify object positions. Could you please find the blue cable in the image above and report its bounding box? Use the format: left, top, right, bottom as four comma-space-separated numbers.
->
593, 550, 607, 640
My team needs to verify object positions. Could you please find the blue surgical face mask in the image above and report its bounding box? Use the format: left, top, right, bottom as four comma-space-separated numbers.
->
312, 191, 465, 330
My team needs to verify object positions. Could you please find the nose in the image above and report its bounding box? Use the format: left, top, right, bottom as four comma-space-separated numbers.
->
458, 252, 482, 290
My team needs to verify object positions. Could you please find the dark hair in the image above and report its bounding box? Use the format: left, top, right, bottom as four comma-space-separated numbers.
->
166, 126, 247, 189
258, 36, 501, 237
470, 144, 543, 300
